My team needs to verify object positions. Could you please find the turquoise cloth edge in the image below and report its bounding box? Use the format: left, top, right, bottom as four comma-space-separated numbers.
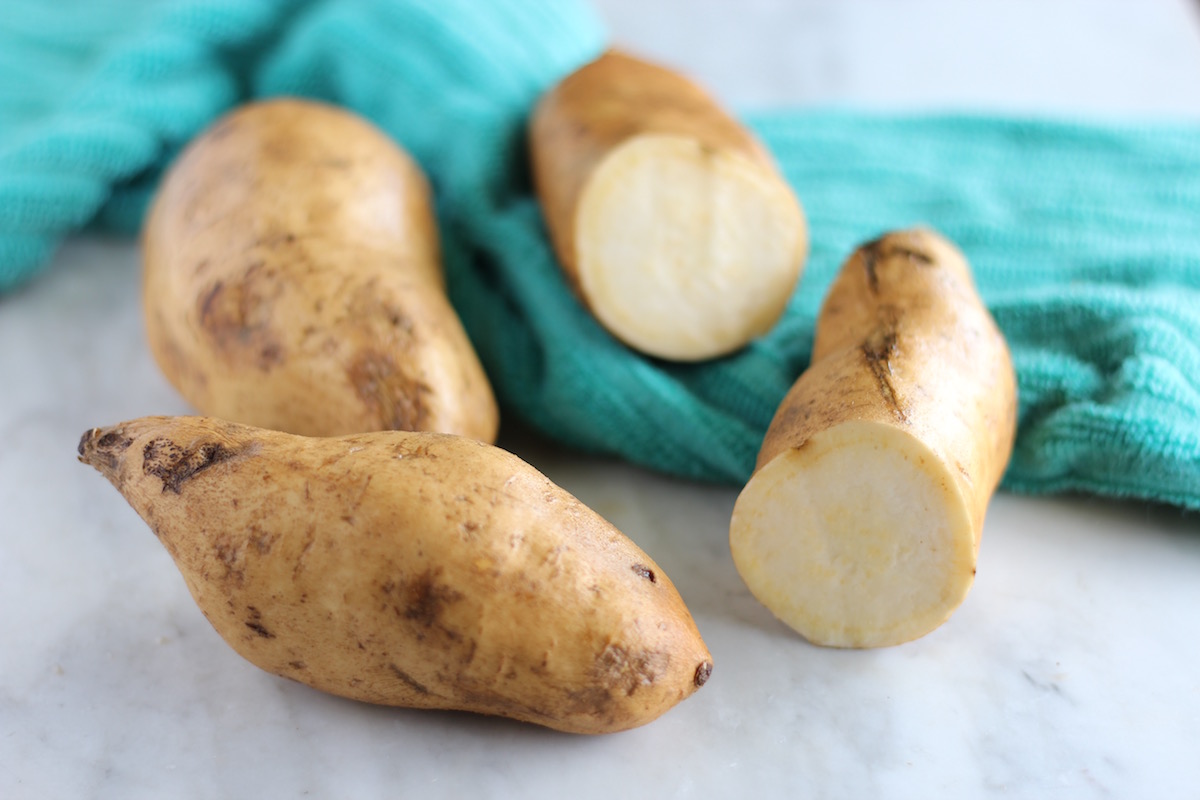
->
2, 0, 1198, 510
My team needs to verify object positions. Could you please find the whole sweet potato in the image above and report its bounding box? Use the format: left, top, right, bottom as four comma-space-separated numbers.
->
143, 99, 498, 441
79, 415, 713, 734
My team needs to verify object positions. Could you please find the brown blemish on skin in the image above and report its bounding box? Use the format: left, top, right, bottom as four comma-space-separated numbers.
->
214, 535, 246, 586
385, 570, 464, 630
860, 236, 885, 293
97, 432, 124, 448
289, 660, 307, 670
346, 350, 432, 431
385, 306, 414, 333
631, 564, 656, 583
292, 524, 317, 580
694, 661, 713, 687
247, 623, 274, 642
252, 529, 274, 554
861, 319, 908, 423
258, 342, 282, 364
77, 428, 134, 479
198, 280, 224, 323
142, 438, 239, 494
341, 280, 440, 431
595, 644, 669, 697
860, 235, 935, 294
438, 626, 465, 644
529, 652, 551, 677
196, 264, 286, 371
244, 606, 274, 639
389, 663, 430, 695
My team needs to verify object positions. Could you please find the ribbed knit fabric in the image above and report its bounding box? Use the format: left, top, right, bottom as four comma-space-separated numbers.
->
2, 0, 1198, 509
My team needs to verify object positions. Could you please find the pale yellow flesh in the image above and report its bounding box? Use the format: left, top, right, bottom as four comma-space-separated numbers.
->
729, 421, 976, 648
575, 134, 806, 361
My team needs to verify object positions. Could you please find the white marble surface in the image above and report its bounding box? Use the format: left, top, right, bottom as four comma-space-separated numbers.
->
4, 2, 1200, 798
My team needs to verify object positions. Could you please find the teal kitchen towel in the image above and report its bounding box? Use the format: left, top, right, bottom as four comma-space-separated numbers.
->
2, 0, 1198, 509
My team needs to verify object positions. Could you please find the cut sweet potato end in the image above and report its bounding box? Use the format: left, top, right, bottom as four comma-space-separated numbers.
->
575, 134, 806, 361
729, 420, 976, 648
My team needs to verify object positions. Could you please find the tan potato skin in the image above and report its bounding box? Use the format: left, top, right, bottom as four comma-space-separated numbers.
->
143, 98, 498, 442
77, 416, 712, 734
529, 49, 779, 294
757, 229, 1016, 541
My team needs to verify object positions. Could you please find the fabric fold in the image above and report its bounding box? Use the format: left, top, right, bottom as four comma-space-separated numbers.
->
1, 0, 1197, 509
